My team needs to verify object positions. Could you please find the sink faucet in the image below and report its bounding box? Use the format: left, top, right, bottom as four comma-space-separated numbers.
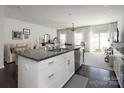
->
53, 37, 60, 47
53, 37, 59, 44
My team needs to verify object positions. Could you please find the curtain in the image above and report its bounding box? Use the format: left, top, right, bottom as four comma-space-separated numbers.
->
57, 22, 117, 52
74, 26, 90, 51
90, 22, 117, 52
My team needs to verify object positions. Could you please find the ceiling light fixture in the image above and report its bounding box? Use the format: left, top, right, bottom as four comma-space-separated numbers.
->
72, 23, 75, 31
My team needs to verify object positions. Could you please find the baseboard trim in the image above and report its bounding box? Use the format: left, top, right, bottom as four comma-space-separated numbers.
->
0, 65, 4, 69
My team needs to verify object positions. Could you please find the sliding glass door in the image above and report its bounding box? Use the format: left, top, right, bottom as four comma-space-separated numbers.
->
90, 32, 99, 51
60, 34, 66, 45
90, 32, 109, 52
74, 32, 83, 45
100, 33, 110, 51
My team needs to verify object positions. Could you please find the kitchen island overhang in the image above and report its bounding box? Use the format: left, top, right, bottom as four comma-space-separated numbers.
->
16, 46, 80, 62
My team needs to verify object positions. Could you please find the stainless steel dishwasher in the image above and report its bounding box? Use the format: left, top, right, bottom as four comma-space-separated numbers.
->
75, 48, 82, 71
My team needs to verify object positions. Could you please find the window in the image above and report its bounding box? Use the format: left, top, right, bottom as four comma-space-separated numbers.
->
60, 34, 66, 45
100, 33, 109, 51
74, 33, 82, 45
90, 32, 109, 52
90, 32, 99, 51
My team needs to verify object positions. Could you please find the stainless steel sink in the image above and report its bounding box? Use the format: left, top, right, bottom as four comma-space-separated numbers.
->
48, 48, 68, 52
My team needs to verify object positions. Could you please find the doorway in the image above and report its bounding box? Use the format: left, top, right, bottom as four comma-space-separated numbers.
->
84, 31, 112, 70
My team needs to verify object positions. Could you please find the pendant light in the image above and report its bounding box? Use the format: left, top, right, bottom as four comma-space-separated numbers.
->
72, 23, 75, 31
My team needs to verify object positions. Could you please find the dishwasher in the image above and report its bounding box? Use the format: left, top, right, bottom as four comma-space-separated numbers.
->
74, 48, 82, 71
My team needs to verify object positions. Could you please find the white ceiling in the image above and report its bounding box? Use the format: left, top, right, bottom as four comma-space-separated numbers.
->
4, 5, 124, 29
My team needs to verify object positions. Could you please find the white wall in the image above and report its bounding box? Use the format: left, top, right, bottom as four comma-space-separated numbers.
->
4, 17, 57, 44
0, 6, 4, 69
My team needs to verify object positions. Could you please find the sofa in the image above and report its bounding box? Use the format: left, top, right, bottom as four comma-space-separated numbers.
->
4, 43, 43, 63
4, 44, 17, 63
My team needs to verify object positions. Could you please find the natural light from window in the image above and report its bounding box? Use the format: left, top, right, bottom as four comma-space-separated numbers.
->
90, 32, 110, 52
74, 33, 82, 45
60, 34, 66, 45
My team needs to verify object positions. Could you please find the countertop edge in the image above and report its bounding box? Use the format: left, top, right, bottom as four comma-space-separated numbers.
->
17, 47, 80, 62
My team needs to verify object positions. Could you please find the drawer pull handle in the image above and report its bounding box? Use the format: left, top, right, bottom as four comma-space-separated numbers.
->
48, 61, 54, 65
48, 73, 54, 79
68, 60, 70, 64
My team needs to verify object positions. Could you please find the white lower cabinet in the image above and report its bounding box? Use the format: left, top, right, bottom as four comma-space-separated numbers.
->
18, 51, 75, 88
65, 51, 75, 78
113, 49, 123, 87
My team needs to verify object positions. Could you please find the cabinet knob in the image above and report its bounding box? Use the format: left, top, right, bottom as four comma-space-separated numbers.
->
48, 73, 54, 79
48, 61, 54, 65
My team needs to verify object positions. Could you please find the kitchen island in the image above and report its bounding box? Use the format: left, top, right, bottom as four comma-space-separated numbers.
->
17, 46, 80, 88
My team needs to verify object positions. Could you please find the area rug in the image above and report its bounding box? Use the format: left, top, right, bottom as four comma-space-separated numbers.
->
64, 74, 88, 88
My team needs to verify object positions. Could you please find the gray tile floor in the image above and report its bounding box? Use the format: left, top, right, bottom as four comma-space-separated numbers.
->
76, 65, 120, 88
0, 63, 17, 88
0, 63, 120, 88
64, 74, 88, 88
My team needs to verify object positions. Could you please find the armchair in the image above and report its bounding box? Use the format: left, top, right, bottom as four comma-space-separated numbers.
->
4, 44, 17, 63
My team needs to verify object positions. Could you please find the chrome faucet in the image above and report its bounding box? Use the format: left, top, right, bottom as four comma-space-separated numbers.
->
53, 37, 60, 48
53, 37, 59, 44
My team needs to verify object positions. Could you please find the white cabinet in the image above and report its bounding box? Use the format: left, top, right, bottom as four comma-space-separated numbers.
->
113, 53, 118, 76
113, 49, 123, 87
18, 51, 75, 88
0, 6, 4, 69
65, 51, 75, 78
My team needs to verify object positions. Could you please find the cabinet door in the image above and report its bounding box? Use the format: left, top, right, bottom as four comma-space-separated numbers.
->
113, 55, 118, 75
113, 55, 116, 71
117, 56, 122, 87
66, 51, 75, 77
55, 63, 67, 87
113, 49, 116, 72
113, 49, 123, 87
54, 54, 67, 87
113, 49, 119, 76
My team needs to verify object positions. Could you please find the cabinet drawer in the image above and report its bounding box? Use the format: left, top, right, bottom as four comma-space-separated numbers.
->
38, 63, 66, 88
38, 54, 65, 70
65, 51, 74, 58
38, 57, 55, 70
38, 66, 58, 88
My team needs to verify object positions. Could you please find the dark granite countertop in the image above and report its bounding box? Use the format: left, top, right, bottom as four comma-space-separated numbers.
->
16, 46, 80, 61
115, 47, 124, 55
112, 45, 124, 55
113, 47, 124, 61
